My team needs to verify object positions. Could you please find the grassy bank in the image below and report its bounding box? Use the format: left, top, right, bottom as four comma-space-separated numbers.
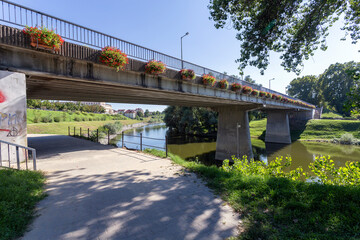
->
250, 119, 360, 141
143, 149, 360, 240
28, 119, 142, 135
0, 169, 46, 240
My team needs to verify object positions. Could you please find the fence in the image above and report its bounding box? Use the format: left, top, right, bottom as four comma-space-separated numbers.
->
0, 139, 37, 170
69, 126, 168, 157
0, 0, 311, 104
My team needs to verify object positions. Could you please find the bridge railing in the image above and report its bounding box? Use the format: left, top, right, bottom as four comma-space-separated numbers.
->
0, 0, 312, 106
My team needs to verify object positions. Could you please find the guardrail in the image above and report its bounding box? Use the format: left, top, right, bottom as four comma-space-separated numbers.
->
69, 126, 168, 157
0, 139, 37, 170
0, 0, 313, 105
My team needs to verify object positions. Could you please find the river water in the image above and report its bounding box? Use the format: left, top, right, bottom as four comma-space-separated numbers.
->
116, 123, 360, 170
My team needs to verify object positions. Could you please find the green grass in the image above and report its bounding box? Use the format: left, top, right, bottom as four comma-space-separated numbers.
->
143, 150, 360, 240
0, 169, 46, 240
250, 119, 360, 141
321, 112, 343, 119
28, 119, 142, 135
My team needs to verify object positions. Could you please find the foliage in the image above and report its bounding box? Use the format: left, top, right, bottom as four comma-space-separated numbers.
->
41, 115, 53, 123
0, 169, 46, 240
145, 60, 166, 75
23, 26, 64, 49
164, 106, 218, 135
230, 82, 241, 91
242, 86, 252, 94
27, 99, 105, 113
99, 46, 128, 72
208, 0, 360, 74
201, 74, 217, 86
143, 148, 167, 158
218, 79, 229, 89
319, 62, 360, 115
250, 89, 259, 97
180, 69, 196, 80
333, 132, 359, 145
321, 111, 343, 119
287, 75, 321, 105
99, 121, 123, 134
259, 91, 266, 97
345, 68, 360, 114
265, 92, 272, 99
243, 75, 255, 84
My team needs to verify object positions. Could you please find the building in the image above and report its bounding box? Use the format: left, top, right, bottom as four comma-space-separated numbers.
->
124, 110, 136, 119
135, 108, 144, 114
101, 103, 114, 114
116, 109, 125, 115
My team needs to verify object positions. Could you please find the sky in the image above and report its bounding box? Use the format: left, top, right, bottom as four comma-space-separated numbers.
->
11, 0, 360, 112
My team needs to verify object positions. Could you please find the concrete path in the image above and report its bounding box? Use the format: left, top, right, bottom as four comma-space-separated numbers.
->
23, 135, 240, 240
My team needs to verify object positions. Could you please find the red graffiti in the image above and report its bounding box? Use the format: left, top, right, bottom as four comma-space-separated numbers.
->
0, 129, 10, 132
0, 91, 5, 103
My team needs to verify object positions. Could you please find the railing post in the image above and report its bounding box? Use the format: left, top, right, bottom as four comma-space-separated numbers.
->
74, 127, 75, 136
108, 130, 110, 145
80, 127, 82, 137
8, 144, 10, 168
88, 128, 90, 140
25, 149, 28, 170
97, 129, 99, 143
140, 133, 142, 151
68, 126, 70, 136
32, 149, 37, 171
0, 143, 2, 167
16, 146, 20, 170
122, 132, 124, 148
166, 136, 168, 158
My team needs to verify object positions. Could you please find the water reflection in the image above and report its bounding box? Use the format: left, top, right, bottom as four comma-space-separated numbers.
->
116, 124, 360, 170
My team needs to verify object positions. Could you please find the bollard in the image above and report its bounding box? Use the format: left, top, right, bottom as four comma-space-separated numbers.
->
108, 130, 110, 145
97, 129, 99, 143
165, 136, 168, 157
140, 133, 142, 151
68, 126, 70, 136
88, 128, 90, 140
74, 127, 76, 137
122, 132, 124, 148
80, 127, 82, 137
16, 146, 20, 170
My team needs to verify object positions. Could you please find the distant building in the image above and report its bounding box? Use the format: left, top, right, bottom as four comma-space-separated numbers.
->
116, 109, 125, 115
135, 108, 144, 114
101, 103, 113, 114
124, 110, 136, 119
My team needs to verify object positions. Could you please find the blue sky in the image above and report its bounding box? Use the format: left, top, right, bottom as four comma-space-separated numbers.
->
12, 0, 359, 112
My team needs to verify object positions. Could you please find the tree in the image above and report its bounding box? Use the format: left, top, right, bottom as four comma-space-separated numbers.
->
244, 75, 255, 84
286, 75, 321, 105
345, 69, 360, 114
136, 111, 144, 118
319, 61, 360, 115
208, 0, 360, 74
144, 109, 150, 117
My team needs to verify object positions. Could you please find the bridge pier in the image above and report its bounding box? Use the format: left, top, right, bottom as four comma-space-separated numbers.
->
215, 106, 254, 160
265, 110, 291, 144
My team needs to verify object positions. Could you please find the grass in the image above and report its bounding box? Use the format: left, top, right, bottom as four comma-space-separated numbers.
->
142, 150, 360, 240
321, 112, 343, 119
28, 119, 142, 135
0, 169, 46, 240
250, 119, 360, 141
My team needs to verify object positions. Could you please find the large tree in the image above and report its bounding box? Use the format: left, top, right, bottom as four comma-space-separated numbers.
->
319, 61, 360, 115
286, 75, 321, 105
208, 0, 360, 74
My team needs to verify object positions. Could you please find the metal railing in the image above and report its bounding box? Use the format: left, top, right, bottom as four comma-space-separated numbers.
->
69, 127, 168, 156
0, 139, 37, 170
0, 0, 309, 104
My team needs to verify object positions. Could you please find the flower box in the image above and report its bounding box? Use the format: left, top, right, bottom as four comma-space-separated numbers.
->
202, 74, 217, 87
242, 86, 252, 94
265, 92, 272, 98
24, 26, 64, 52
251, 89, 260, 97
145, 60, 166, 75
259, 91, 266, 97
219, 79, 230, 89
180, 69, 196, 80
99, 46, 128, 72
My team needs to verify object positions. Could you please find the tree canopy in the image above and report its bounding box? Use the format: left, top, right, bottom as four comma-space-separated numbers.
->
286, 75, 320, 105
208, 0, 360, 74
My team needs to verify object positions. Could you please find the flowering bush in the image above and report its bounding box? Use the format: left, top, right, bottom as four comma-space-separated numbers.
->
99, 46, 128, 72
251, 89, 260, 96
23, 26, 64, 50
242, 86, 252, 94
231, 83, 242, 91
145, 60, 166, 75
180, 69, 196, 80
202, 74, 217, 87
219, 79, 229, 89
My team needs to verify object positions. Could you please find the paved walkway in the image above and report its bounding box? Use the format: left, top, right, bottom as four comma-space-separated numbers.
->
23, 135, 240, 240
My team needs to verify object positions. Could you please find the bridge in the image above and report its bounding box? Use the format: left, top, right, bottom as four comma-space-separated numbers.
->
0, 0, 315, 160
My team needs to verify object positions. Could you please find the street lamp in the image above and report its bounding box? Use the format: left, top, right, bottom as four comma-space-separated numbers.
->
269, 78, 275, 89
181, 32, 189, 69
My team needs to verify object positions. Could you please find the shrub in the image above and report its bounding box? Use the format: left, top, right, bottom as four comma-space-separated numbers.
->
41, 115, 53, 123
145, 60, 166, 75
53, 116, 61, 122
99, 46, 128, 71
180, 69, 196, 80
218, 79, 229, 89
231, 82, 241, 91
102, 121, 123, 134
337, 132, 358, 144
88, 118, 93, 121
101, 116, 107, 121
242, 86, 252, 94
74, 116, 81, 122
201, 74, 217, 87
23, 26, 64, 49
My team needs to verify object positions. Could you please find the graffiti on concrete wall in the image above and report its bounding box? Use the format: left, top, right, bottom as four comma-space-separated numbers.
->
0, 91, 6, 103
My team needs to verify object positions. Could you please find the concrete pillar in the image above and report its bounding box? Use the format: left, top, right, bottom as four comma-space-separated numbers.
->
0, 71, 27, 164
215, 106, 253, 160
265, 110, 291, 144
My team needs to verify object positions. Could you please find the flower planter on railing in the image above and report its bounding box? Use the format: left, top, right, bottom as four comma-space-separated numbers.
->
99, 46, 128, 72
266, 92, 272, 99
202, 74, 217, 87
242, 86, 252, 95
218, 79, 229, 89
251, 89, 260, 97
231, 83, 242, 91
259, 91, 266, 98
145, 60, 166, 75
180, 69, 196, 80
23, 26, 64, 52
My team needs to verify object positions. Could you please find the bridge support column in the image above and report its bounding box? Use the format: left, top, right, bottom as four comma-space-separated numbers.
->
0, 71, 27, 163
215, 106, 253, 160
265, 110, 291, 144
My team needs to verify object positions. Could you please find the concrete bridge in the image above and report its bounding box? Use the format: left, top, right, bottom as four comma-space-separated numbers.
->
0, 2, 315, 159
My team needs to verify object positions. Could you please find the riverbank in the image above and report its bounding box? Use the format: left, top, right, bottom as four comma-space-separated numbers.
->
143, 149, 360, 240
250, 118, 360, 141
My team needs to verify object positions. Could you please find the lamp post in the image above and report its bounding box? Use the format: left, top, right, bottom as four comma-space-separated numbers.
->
181, 32, 189, 69
269, 78, 275, 90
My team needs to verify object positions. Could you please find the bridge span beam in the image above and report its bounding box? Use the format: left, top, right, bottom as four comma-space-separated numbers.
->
265, 110, 292, 144
215, 105, 257, 160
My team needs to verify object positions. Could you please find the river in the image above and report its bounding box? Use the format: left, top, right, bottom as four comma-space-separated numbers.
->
115, 123, 360, 170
